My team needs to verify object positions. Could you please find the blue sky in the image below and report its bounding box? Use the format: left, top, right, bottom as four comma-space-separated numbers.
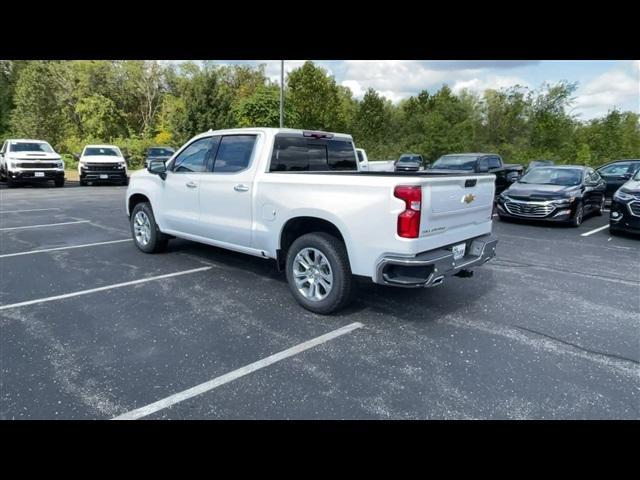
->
191, 60, 639, 120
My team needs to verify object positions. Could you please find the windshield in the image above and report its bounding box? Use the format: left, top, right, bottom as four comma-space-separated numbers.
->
519, 168, 583, 186
10, 142, 54, 153
84, 147, 120, 157
431, 155, 477, 171
148, 148, 174, 156
399, 156, 419, 163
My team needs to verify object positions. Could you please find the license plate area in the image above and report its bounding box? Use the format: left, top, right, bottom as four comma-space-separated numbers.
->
452, 243, 466, 260
100, 174, 108, 179
34, 171, 45, 177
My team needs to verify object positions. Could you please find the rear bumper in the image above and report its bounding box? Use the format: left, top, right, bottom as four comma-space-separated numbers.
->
374, 233, 498, 287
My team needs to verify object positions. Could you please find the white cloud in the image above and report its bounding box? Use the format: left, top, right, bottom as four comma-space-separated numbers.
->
451, 75, 530, 95
572, 63, 639, 119
338, 61, 530, 103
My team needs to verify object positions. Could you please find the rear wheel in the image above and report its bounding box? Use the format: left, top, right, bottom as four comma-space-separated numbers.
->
285, 232, 352, 314
130, 202, 168, 253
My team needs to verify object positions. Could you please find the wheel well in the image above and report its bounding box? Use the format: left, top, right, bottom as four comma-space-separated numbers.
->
128, 194, 150, 217
277, 217, 346, 271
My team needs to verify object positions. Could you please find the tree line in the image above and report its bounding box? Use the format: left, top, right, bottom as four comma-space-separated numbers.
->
1, 60, 638, 168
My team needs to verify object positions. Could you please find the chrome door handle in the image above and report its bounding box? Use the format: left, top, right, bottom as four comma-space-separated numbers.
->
234, 184, 249, 192
186, 181, 198, 188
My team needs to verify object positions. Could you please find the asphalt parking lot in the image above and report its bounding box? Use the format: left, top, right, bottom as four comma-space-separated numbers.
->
1, 181, 638, 419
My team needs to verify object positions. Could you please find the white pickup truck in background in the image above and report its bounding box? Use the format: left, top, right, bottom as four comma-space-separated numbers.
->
126, 128, 497, 314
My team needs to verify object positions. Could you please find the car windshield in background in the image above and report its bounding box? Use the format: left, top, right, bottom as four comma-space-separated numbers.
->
149, 148, 174, 156
11, 142, 53, 153
519, 168, 582, 186
84, 147, 120, 156
431, 155, 477, 171
399, 157, 419, 163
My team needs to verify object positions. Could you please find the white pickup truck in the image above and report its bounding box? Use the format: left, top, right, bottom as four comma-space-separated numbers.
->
126, 128, 497, 314
0, 139, 65, 187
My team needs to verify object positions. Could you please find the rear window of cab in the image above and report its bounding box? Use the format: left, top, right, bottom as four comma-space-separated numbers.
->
269, 135, 358, 172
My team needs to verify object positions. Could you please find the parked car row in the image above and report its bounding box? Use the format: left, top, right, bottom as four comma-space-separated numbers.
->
0, 138, 176, 188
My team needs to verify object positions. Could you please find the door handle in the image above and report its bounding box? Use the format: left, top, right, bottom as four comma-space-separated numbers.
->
234, 184, 249, 192
186, 181, 198, 188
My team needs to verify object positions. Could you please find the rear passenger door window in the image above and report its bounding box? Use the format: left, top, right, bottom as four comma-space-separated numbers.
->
172, 137, 213, 173
212, 135, 257, 173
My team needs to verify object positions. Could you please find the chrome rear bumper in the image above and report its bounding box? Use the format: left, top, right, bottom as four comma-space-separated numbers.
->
374, 234, 498, 288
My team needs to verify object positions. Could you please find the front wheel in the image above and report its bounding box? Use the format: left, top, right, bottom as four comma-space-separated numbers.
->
595, 196, 605, 216
54, 177, 65, 188
285, 232, 353, 315
130, 202, 168, 253
569, 202, 584, 227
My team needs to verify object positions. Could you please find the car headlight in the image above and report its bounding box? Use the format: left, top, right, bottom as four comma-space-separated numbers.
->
613, 189, 634, 202
118, 161, 126, 168
552, 196, 575, 205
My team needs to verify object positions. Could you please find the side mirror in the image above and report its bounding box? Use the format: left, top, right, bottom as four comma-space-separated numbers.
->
622, 172, 632, 179
148, 159, 167, 180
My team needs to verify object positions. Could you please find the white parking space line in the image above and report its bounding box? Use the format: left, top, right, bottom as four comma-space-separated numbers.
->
112, 322, 364, 420
0, 208, 62, 214
0, 239, 131, 258
0, 266, 212, 311
0, 220, 90, 232
581, 225, 610, 237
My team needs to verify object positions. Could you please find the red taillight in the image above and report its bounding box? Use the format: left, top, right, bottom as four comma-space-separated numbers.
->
394, 185, 422, 238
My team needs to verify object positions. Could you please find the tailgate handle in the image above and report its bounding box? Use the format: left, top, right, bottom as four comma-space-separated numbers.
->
465, 179, 477, 188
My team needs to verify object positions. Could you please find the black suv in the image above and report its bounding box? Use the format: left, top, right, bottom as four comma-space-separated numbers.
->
596, 159, 640, 199
144, 146, 175, 168
609, 168, 640, 235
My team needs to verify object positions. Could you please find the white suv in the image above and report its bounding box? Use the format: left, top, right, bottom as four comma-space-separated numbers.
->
0, 139, 65, 187
78, 144, 129, 186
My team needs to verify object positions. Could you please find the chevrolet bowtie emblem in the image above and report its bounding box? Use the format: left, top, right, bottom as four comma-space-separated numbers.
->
462, 193, 476, 204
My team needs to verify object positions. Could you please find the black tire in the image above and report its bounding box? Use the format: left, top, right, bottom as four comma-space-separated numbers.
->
130, 202, 168, 253
569, 202, 584, 227
54, 178, 65, 188
80, 177, 87, 186
595, 195, 604, 216
497, 214, 510, 222
285, 232, 352, 315
609, 224, 620, 236
6, 176, 17, 188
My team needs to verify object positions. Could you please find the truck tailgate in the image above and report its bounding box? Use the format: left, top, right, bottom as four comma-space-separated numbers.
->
420, 175, 495, 238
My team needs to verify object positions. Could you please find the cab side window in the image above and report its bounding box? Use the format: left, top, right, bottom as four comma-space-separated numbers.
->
172, 137, 213, 173
488, 156, 501, 169
212, 135, 257, 173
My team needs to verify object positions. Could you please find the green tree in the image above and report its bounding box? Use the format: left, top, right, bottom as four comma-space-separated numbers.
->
286, 61, 341, 130
232, 85, 298, 128
10, 61, 66, 146
74, 94, 126, 140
